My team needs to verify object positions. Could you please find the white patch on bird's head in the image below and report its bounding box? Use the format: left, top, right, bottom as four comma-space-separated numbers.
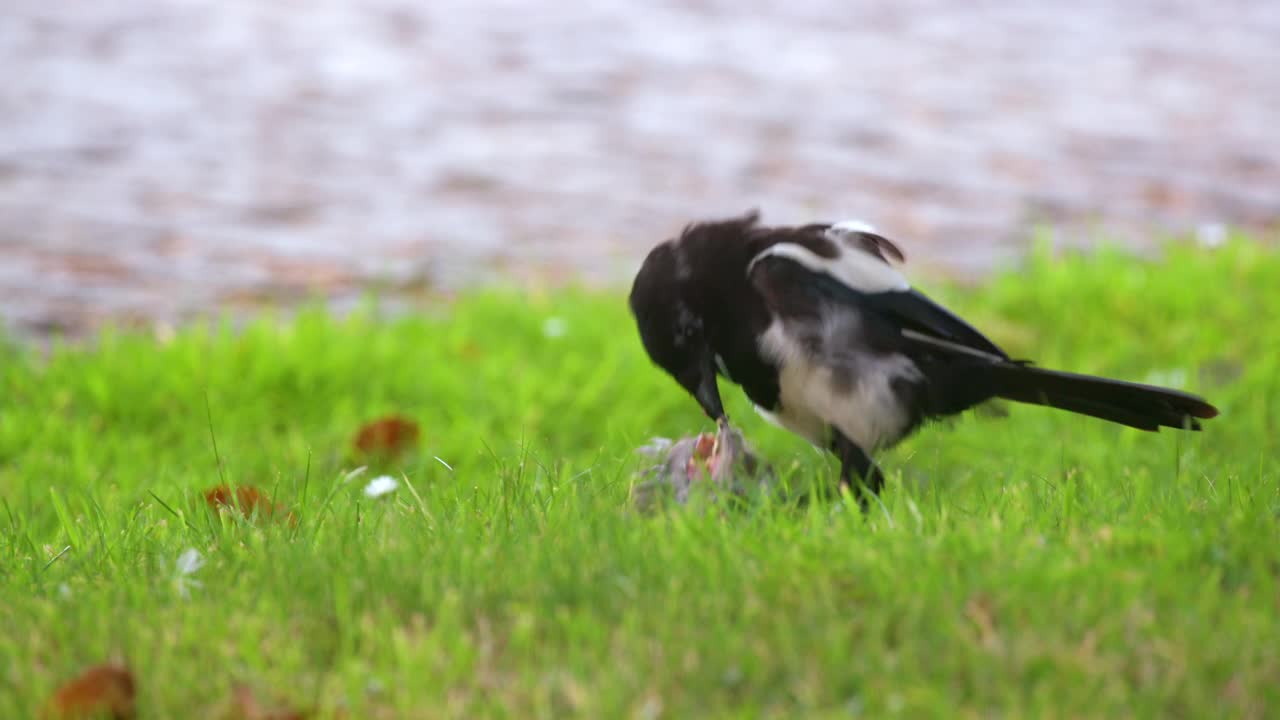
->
747, 240, 909, 294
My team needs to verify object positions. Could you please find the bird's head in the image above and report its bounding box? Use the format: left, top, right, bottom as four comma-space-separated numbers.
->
629, 211, 767, 422
628, 236, 726, 422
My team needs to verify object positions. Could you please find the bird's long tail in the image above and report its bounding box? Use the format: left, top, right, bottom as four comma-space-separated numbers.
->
983, 364, 1219, 431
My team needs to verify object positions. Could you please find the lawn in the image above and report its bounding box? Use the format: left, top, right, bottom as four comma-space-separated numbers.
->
1, 239, 1277, 718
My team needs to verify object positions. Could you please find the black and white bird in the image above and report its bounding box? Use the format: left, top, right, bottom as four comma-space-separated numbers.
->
628, 211, 1219, 502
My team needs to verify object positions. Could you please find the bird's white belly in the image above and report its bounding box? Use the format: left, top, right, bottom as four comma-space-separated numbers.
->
758, 323, 922, 452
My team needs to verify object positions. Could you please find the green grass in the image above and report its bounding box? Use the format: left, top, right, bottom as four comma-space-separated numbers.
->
2, 239, 1278, 718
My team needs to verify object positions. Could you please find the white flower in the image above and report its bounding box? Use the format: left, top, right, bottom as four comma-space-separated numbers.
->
174, 548, 204, 599
176, 548, 205, 575
363, 475, 399, 498
543, 317, 568, 339
1196, 222, 1227, 248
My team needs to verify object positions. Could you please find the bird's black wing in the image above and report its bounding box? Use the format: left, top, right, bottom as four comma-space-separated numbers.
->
748, 231, 1011, 361
862, 288, 1010, 360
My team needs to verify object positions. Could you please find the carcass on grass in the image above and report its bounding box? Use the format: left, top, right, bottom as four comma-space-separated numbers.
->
630, 421, 777, 511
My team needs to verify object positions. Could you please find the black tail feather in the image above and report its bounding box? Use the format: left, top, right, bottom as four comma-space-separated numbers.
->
983, 364, 1219, 431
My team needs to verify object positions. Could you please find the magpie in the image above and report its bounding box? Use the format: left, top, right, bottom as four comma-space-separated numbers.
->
628, 210, 1219, 503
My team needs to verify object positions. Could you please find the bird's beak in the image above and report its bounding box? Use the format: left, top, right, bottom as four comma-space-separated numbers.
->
692, 352, 727, 423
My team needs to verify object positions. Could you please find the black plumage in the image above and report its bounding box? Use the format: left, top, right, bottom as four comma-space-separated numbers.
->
628, 211, 1219, 503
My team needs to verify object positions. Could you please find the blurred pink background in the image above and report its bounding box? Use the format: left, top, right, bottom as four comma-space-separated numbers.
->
2, 1, 1277, 335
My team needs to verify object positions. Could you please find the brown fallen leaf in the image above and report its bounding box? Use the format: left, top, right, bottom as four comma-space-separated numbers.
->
223, 684, 308, 720
352, 415, 420, 457
965, 594, 1001, 651
44, 664, 135, 720
204, 485, 297, 526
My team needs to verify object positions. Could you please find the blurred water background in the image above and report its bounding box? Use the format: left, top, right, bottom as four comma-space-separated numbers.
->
2, 1, 1277, 337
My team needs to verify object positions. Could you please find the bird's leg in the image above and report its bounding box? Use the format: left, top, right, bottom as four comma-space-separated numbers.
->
829, 429, 884, 509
